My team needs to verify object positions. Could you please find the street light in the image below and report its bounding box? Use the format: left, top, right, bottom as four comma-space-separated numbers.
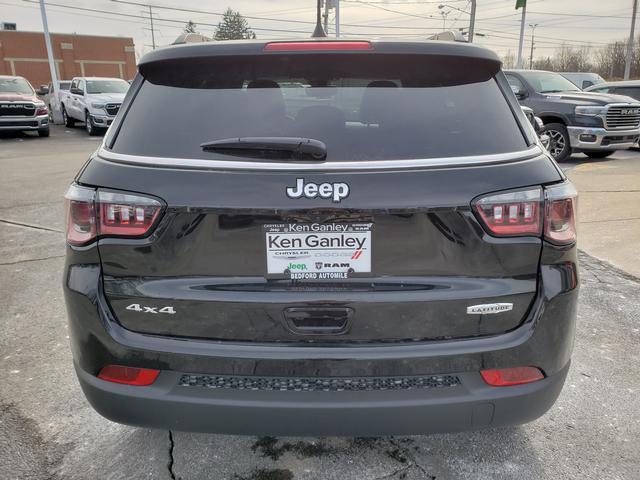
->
438, 2, 477, 42
439, 8, 451, 31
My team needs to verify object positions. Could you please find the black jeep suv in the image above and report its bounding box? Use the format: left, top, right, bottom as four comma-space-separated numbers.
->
63, 39, 578, 436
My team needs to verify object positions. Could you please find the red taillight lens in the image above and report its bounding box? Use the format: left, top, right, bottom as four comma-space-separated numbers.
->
64, 185, 97, 246
480, 366, 544, 387
473, 187, 542, 236
544, 183, 578, 245
64, 185, 163, 246
97, 191, 162, 237
473, 183, 578, 244
98, 365, 160, 386
264, 41, 373, 52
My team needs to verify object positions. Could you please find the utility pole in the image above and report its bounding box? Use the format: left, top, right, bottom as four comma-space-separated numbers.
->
468, 0, 476, 43
312, 0, 327, 37
529, 23, 538, 69
38, 0, 60, 122
440, 9, 450, 31
323, 0, 330, 34
624, 0, 638, 80
335, 0, 340, 37
516, 1, 527, 69
148, 5, 156, 50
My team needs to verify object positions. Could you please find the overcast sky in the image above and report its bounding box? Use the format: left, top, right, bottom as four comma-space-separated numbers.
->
1, 0, 636, 60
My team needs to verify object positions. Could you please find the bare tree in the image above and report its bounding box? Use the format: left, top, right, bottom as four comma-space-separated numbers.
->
501, 49, 516, 69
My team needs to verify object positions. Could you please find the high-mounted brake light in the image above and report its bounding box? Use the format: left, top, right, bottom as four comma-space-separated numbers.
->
64, 185, 163, 246
98, 365, 160, 386
264, 41, 373, 52
480, 366, 544, 387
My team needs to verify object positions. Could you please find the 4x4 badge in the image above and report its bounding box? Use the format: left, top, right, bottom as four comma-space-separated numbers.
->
286, 178, 349, 203
466, 303, 513, 315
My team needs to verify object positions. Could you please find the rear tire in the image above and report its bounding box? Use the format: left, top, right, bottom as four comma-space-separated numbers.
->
62, 106, 74, 127
38, 126, 50, 137
585, 150, 615, 159
541, 123, 571, 162
85, 111, 99, 136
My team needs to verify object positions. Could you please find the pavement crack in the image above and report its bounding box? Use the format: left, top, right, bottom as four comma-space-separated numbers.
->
387, 438, 435, 479
168, 430, 177, 480
0, 218, 63, 234
0, 254, 65, 266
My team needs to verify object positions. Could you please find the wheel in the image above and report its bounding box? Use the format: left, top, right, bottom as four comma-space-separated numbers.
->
62, 106, 74, 127
585, 150, 615, 159
38, 126, 50, 137
541, 122, 571, 162
85, 111, 99, 136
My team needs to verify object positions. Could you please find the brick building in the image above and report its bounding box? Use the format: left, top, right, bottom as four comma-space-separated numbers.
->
0, 30, 136, 87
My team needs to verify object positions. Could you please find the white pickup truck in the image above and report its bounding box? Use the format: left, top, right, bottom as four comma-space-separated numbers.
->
60, 77, 130, 135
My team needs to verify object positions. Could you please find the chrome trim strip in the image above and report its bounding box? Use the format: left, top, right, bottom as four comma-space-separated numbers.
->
97, 145, 544, 172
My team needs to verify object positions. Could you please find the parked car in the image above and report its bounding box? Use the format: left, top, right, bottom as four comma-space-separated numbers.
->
64, 39, 579, 436
585, 80, 640, 101
37, 80, 71, 123
506, 69, 640, 161
522, 105, 550, 150
559, 72, 605, 90
0, 75, 49, 137
60, 77, 129, 135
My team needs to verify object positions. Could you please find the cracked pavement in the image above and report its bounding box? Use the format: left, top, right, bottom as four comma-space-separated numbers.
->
1, 126, 639, 479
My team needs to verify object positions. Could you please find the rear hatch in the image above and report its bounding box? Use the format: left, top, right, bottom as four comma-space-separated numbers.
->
85, 41, 562, 343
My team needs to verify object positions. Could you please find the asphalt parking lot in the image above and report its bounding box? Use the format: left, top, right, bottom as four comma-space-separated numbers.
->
1, 125, 639, 480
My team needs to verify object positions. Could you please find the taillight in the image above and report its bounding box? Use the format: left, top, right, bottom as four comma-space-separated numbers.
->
65, 184, 97, 246
473, 187, 542, 236
97, 190, 162, 237
64, 184, 163, 246
473, 182, 577, 244
98, 365, 160, 386
264, 41, 373, 52
480, 366, 544, 387
544, 182, 578, 245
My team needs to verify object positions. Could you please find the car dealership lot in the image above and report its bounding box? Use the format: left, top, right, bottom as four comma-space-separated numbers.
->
1, 125, 639, 480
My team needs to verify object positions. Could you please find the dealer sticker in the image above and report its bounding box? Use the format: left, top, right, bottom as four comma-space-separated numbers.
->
263, 223, 373, 279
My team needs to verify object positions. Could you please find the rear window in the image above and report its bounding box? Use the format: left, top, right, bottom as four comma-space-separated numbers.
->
112, 54, 527, 161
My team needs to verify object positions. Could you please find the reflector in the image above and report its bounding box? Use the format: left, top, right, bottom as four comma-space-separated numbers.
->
98, 365, 160, 386
480, 366, 544, 386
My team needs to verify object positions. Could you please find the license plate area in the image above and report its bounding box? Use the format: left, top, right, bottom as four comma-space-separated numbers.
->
264, 223, 373, 280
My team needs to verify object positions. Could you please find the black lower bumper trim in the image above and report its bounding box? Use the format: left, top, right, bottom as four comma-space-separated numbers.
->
75, 362, 569, 436
178, 373, 461, 392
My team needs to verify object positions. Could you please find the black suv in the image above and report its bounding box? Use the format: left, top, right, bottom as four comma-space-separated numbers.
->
64, 40, 578, 436
506, 69, 640, 161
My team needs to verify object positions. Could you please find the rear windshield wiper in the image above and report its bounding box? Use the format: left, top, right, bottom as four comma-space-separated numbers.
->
200, 137, 327, 161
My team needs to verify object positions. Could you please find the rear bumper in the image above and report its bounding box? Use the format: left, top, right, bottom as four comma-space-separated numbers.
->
64, 244, 578, 435
0, 114, 49, 131
567, 125, 640, 150
76, 361, 570, 436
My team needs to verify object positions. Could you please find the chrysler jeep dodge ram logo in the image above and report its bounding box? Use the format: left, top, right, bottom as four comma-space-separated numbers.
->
286, 178, 349, 203
621, 108, 640, 115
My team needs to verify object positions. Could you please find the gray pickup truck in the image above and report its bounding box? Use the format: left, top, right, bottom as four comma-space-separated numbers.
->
506, 69, 640, 161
